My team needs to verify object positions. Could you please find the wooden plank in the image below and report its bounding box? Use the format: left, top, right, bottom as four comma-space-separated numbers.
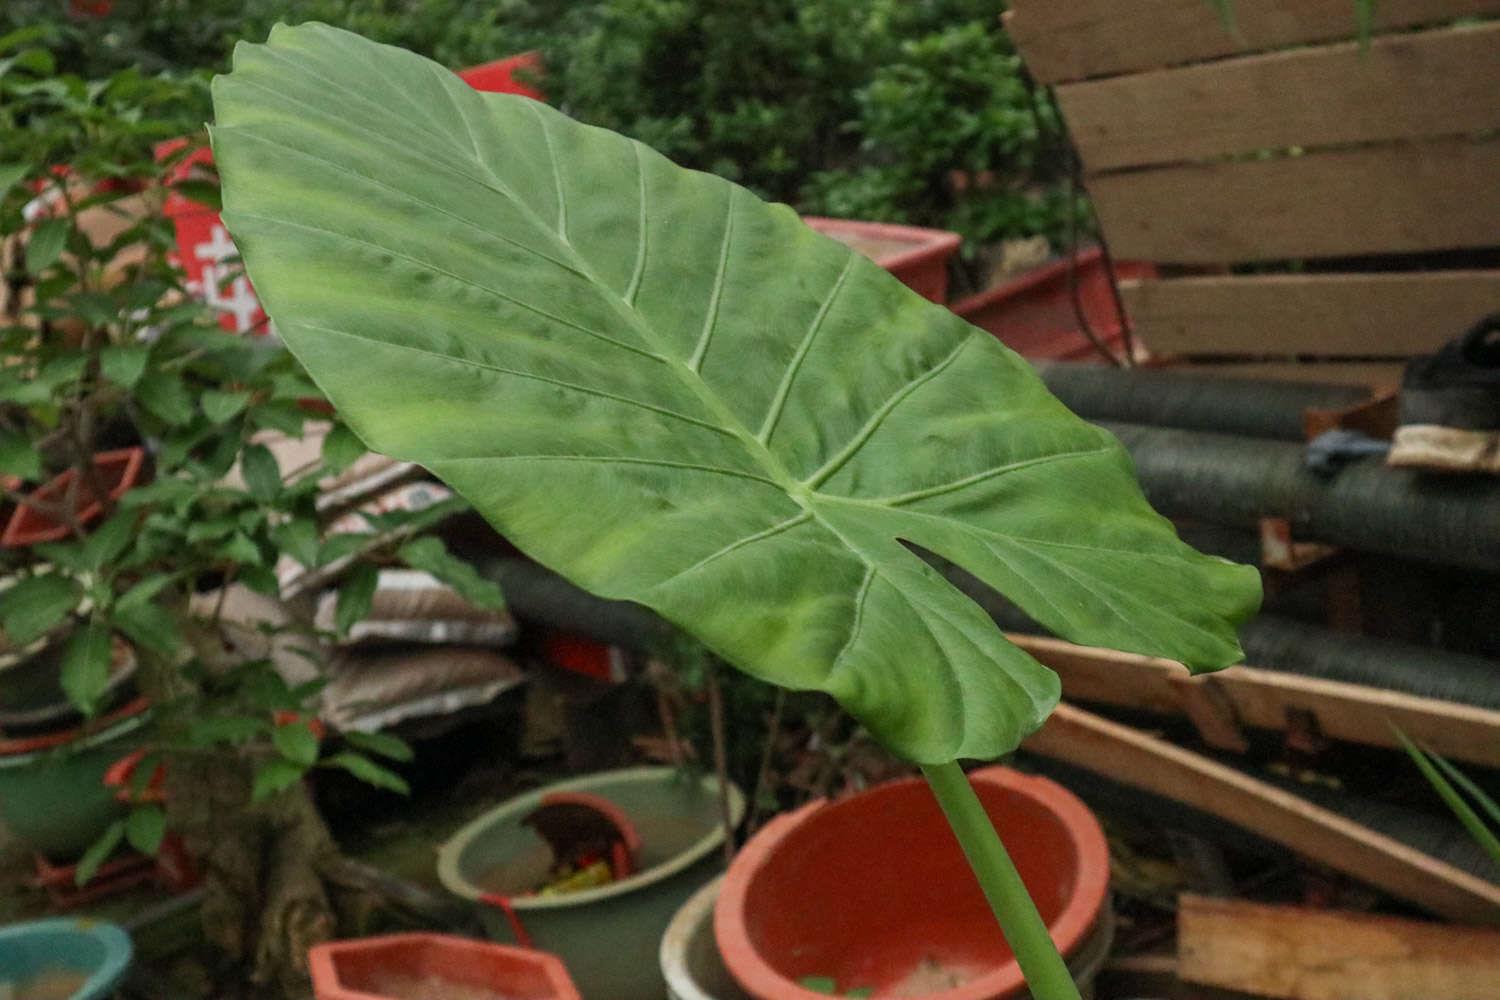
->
1160, 361, 1408, 388
1059, 23, 1500, 172
1178, 895, 1500, 1000
1121, 271, 1500, 356
1010, 634, 1500, 770
1005, 0, 1500, 84
1089, 136, 1500, 264
1023, 702, 1500, 923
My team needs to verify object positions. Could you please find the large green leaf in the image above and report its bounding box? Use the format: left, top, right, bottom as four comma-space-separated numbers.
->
211, 24, 1259, 763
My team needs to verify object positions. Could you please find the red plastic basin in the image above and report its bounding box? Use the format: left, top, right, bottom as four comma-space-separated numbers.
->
804, 217, 963, 304
952, 248, 1155, 362
309, 933, 580, 1000
714, 766, 1109, 1000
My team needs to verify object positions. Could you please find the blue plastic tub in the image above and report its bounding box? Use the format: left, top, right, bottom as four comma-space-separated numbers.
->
0, 918, 133, 999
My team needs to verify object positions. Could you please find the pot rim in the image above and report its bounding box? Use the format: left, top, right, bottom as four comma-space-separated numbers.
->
0, 697, 151, 762
437, 765, 744, 911
0, 917, 133, 999
713, 765, 1110, 1000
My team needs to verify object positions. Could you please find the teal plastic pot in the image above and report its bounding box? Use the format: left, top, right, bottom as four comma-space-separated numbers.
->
0, 918, 133, 1000
438, 767, 744, 1000
0, 701, 151, 860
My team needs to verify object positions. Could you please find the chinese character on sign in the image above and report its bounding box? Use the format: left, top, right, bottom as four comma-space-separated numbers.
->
191, 224, 264, 334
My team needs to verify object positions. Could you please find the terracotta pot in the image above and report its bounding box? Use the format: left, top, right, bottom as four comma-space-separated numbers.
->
803, 217, 963, 304
1, 447, 146, 547
950, 248, 1155, 362
309, 933, 579, 1000
714, 766, 1109, 1000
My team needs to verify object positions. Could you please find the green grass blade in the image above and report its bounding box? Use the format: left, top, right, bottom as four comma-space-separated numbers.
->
1396, 731, 1500, 868
1430, 750, 1500, 832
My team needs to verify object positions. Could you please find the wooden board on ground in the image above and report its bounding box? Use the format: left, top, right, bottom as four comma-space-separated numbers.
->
1058, 22, 1500, 172
1089, 136, 1500, 264
1178, 894, 1500, 1000
1022, 702, 1500, 923
1005, 0, 1500, 84
1010, 634, 1500, 769
1122, 271, 1500, 357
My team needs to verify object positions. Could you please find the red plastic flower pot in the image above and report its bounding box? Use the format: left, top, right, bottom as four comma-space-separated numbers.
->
803, 218, 963, 304
458, 52, 545, 100
951, 248, 1156, 362
714, 766, 1109, 1000
309, 933, 580, 1000
1, 447, 146, 547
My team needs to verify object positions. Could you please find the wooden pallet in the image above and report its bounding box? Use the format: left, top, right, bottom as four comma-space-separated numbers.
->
1005, 0, 1500, 384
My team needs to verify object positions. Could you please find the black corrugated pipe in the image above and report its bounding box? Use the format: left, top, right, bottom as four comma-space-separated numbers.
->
1036, 362, 1370, 440
941, 562, 1500, 709
1099, 421, 1500, 574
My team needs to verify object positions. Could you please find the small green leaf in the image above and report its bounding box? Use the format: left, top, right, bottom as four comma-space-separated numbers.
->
1, 574, 81, 645
252, 759, 307, 802
125, 805, 166, 856
137, 370, 196, 426
25, 218, 70, 274
99, 345, 150, 389
397, 536, 505, 610
60, 621, 113, 716
344, 729, 414, 763
75, 820, 126, 886
186, 714, 269, 747
0, 162, 28, 199
0, 429, 41, 480
82, 511, 136, 571
201, 388, 251, 424
117, 573, 177, 610
324, 751, 409, 795
171, 179, 222, 211
320, 423, 365, 475
239, 565, 282, 596
334, 563, 378, 635
220, 531, 264, 566
271, 518, 320, 567
111, 600, 180, 656
272, 720, 320, 767
240, 443, 282, 502
799, 978, 838, 995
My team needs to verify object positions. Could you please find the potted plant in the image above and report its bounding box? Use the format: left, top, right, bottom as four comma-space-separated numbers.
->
1, 40, 505, 995
211, 25, 1260, 999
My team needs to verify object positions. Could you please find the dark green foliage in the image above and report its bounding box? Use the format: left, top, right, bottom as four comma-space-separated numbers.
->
4, 0, 1082, 254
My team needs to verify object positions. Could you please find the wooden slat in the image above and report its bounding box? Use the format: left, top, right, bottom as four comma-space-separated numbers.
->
1122, 271, 1500, 356
1010, 634, 1500, 770
1005, 0, 1500, 84
1089, 137, 1500, 264
1178, 895, 1500, 1000
1023, 703, 1500, 923
1060, 23, 1500, 172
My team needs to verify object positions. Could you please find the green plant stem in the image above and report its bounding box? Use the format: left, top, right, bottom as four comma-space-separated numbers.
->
920, 761, 1081, 1000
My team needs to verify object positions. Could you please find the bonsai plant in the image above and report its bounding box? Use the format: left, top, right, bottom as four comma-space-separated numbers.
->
1, 38, 502, 995
210, 24, 1261, 998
